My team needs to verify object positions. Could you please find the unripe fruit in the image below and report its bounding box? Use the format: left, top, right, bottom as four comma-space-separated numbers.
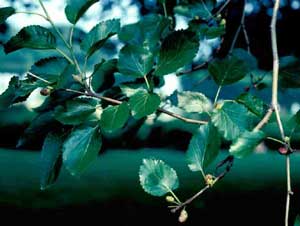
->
40, 88, 51, 96
166, 196, 175, 203
178, 209, 188, 223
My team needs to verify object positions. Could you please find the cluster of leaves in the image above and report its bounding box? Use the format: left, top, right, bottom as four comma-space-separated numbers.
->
1, 0, 300, 221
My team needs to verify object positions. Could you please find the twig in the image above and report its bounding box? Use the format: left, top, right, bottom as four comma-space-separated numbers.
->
171, 185, 210, 213
213, 0, 231, 17
229, 0, 250, 53
27, 72, 51, 84
15, 11, 49, 21
253, 107, 274, 131
270, 0, 292, 225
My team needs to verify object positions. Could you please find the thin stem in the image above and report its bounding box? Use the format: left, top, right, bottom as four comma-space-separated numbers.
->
163, 3, 168, 17
171, 185, 210, 213
229, 0, 249, 53
266, 136, 285, 145
55, 48, 74, 64
27, 72, 51, 84
253, 107, 274, 131
64, 88, 207, 125
143, 75, 151, 91
270, 0, 292, 225
38, 0, 72, 49
213, 0, 231, 17
168, 189, 181, 204
15, 11, 49, 21
213, 86, 222, 105
69, 25, 75, 47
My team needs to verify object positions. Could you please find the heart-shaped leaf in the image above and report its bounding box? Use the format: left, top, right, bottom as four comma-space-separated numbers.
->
129, 90, 161, 119
155, 30, 199, 76
208, 55, 249, 86
211, 101, 251, 141
118, 44, 154, 77
139, 159, 179, 196
100, 102, 130, 132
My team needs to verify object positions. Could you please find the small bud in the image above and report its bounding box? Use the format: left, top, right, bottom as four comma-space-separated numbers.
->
205, 174, 216, 187
40, 88, 51, 96
284, 136, 290, 143
166, 196, 175, 203
215, 103, 222, 110
220, 18, 226, 25
178, 209, 188, 223
72, 74, 83, 84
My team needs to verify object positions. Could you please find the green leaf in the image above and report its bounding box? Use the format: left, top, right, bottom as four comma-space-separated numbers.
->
17, 111, 57, 148
155, 30, 199, 76
186, 123, 220, 174
81, 19, 120, 58
0, 7, 15, 24
231, 48, 258, 70
65, 0, 98, 24
54, 97, 97, 125
63, 125, 102, 175
139, 159, 179, 196
279, 56, 300, 88
189, 20, 225, 39
40, 132, 63, 190
287, 110, 300, 136
174, 2, 215, 20
29, 57, 70, 86
208, 55, 249, 86
177, 91, 212, 113
229, 130, 265, 158
100, 102, 130, 132
118, 45, 154, 77
0, 76, 37, 109
294, 215, 300, 226
236, 93, 268, 118
91, 59, 117, 92
4, 25, 56, 54
118, 14, 170, 49
129, 90, 161, 119
211, 101, 251, 141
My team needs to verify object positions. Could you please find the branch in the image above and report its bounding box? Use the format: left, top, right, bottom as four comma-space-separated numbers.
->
229, 0, 250, 53
270, 1, 293, 226
65, 88, 207, 125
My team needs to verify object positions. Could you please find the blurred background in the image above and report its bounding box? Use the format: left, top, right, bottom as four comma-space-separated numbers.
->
0, 0, 299, 225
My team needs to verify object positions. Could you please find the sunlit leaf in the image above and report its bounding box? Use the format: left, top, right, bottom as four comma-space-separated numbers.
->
139, 158, 179, 196
229, 130, 265, 158
177, 91, 212, 113
100, 102, 130, 132
211, 101, 251, 140
129, 90, 161, 119
118, 45, 154, 77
